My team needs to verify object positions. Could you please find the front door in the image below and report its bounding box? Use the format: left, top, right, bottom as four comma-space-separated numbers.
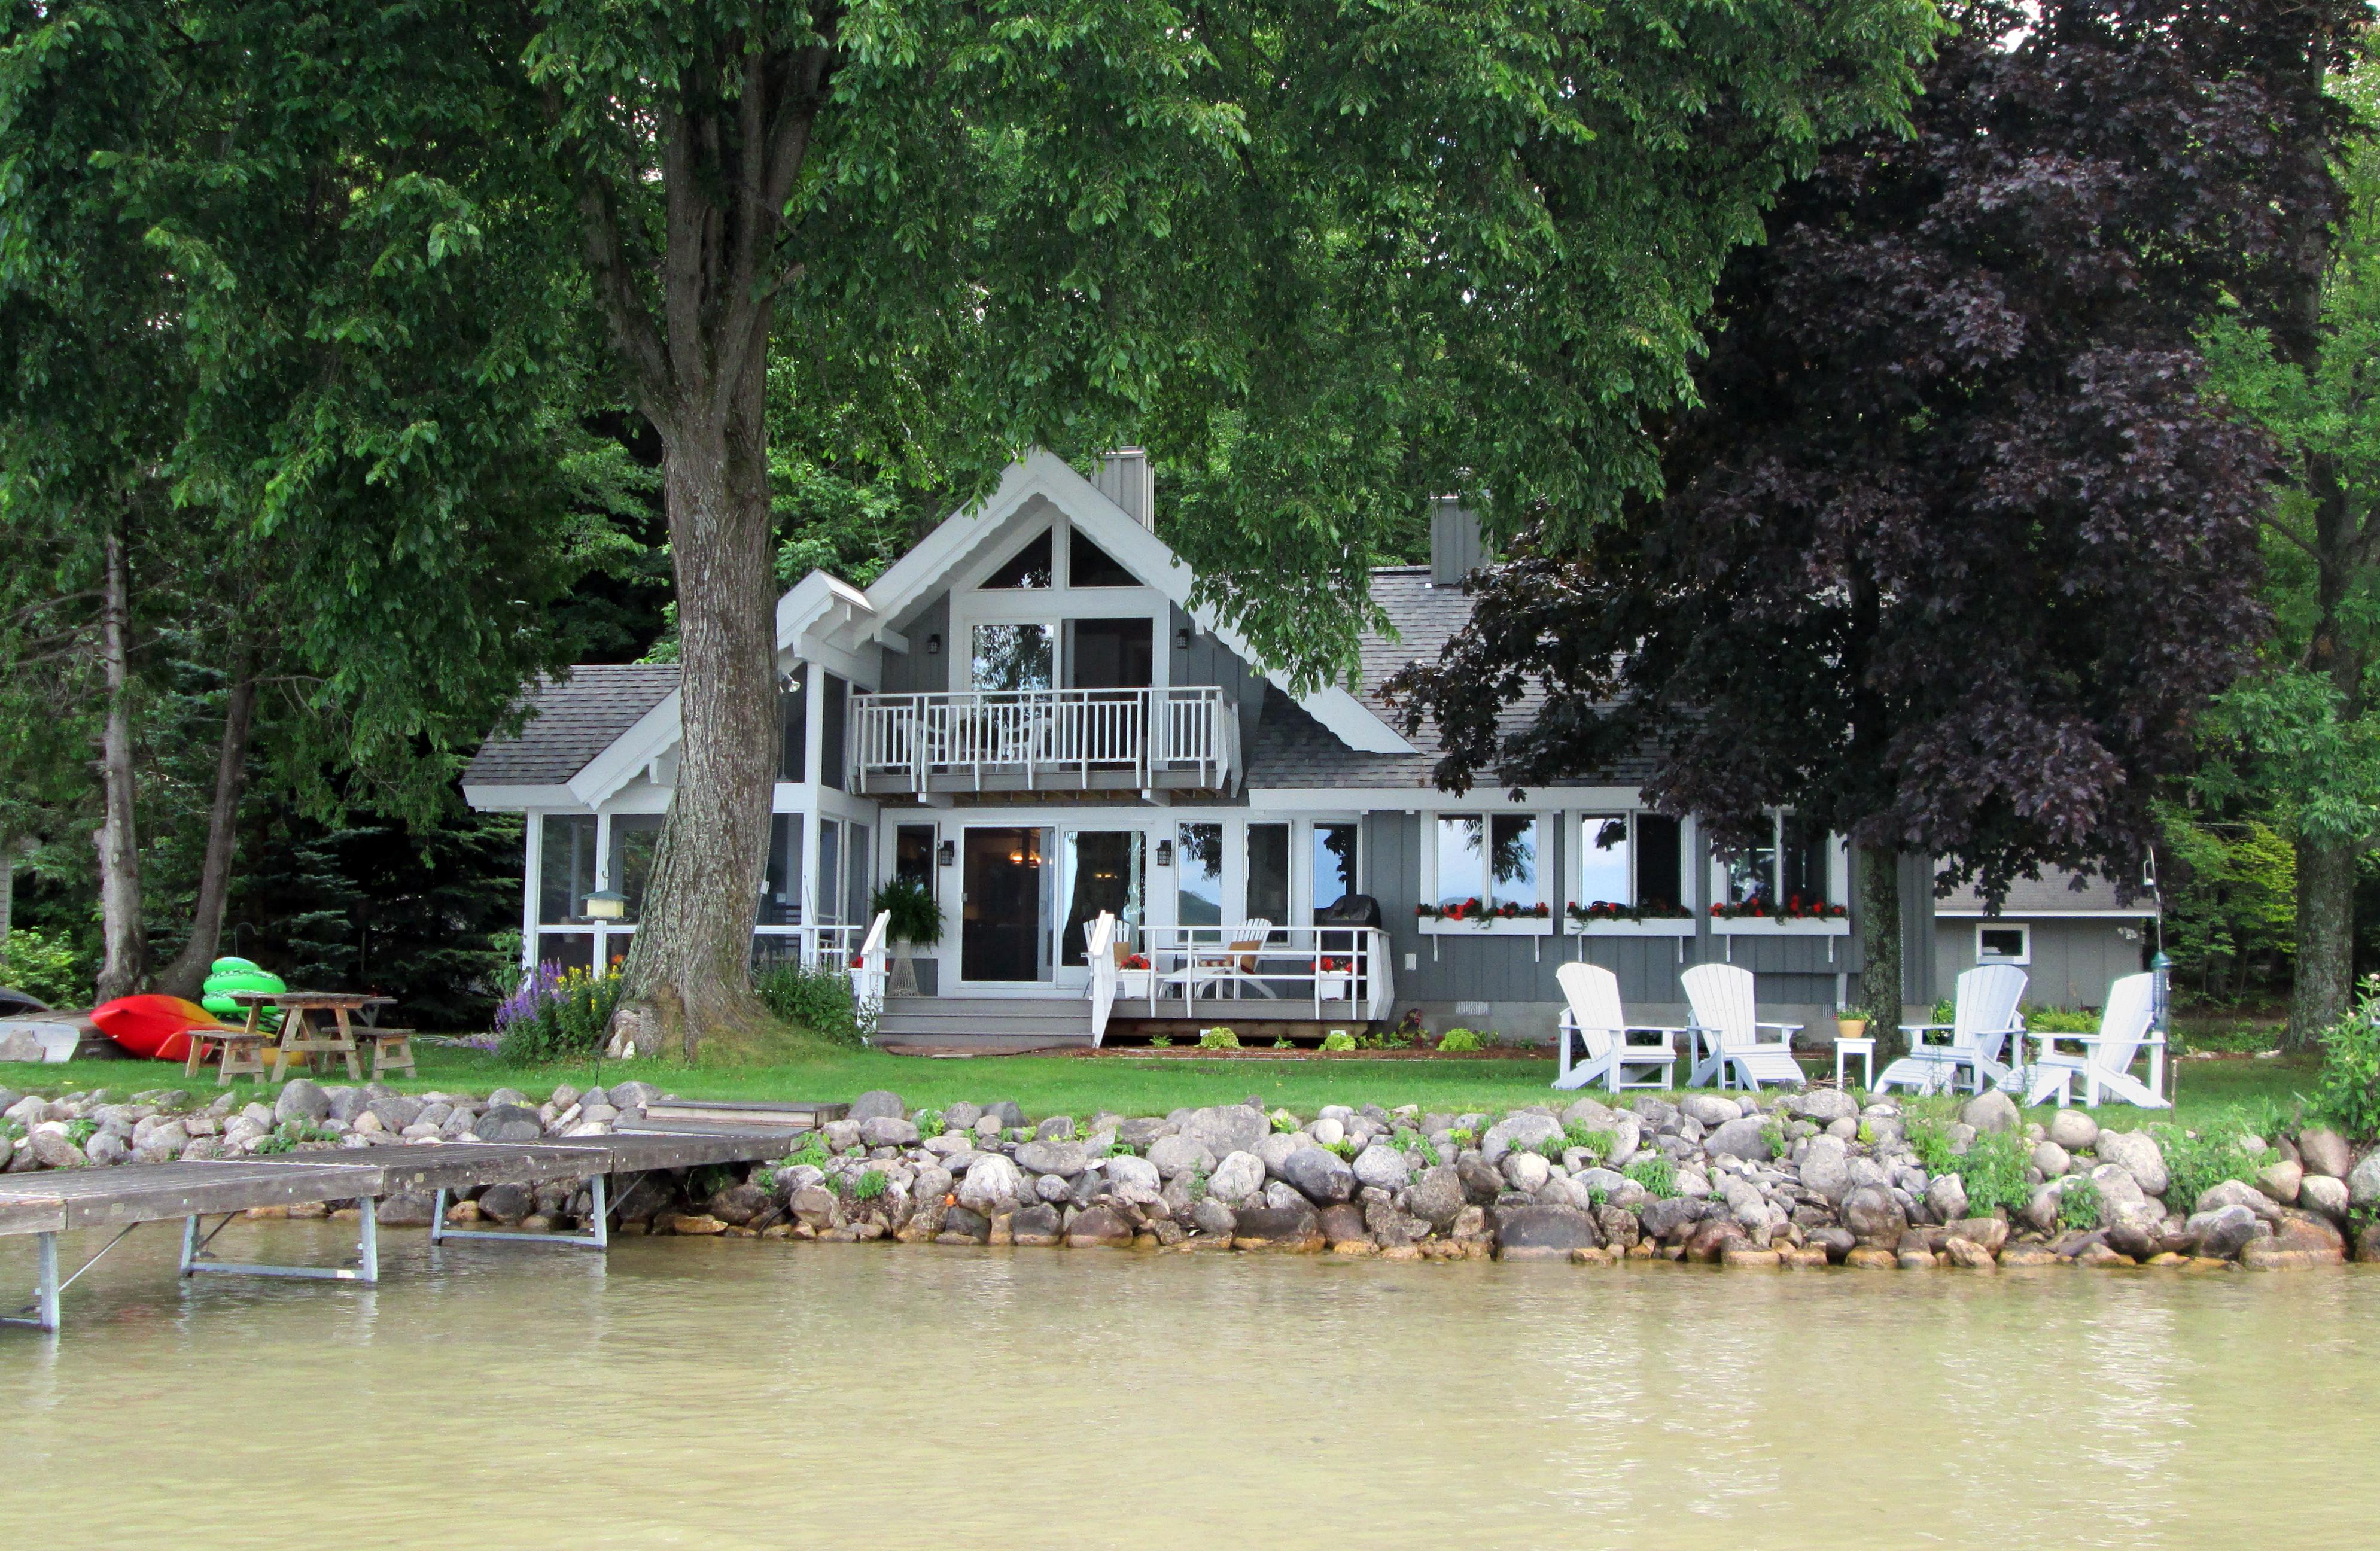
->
962, 826, 1052, 983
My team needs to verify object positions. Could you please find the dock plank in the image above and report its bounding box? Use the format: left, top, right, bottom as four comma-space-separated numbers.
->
0, 1160, 384, 1234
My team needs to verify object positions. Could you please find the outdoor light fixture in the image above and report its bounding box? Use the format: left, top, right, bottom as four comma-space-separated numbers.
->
583, 889, 628, 921
1154, 839, 1174, 867
936, 840, 955, 866
1174, 625, 1192, 650
926, 632, 942, 655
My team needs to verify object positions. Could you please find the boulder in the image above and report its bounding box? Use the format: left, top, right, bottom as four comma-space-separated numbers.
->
1352, 1143, 1410, 1191
860, 1115, 921, 1148
1792, 1089, 1859, 1124
1479, 1111, 1563, 1164
1941, 1236, 1996, 1269
982, 1100, 1026, 1130
1183, 1104, 1269, 1160
1013, 1139, 1088, 1178
29, 1130, 86, 1169
1808, 1225, 1856, 1263
2195, 1179, 2281, 1224
848, 1090, 906, 1123
2268, 1208, 2347, 1260
1034, 1114, 1076, 1141
2348, 1150, 2380, 1208
1638, 1196, 1707, 1243
1064, 1204, 1135, 1248
956, 1154, 1025, 1215
1407, 1165, 1466, 1231
479, 1183, 535, 1225
2046, 1108, 2100, 1152
1560, 1096, 1621, 1132
1492, 1204, 1603, 1260
1207, 1151, 1268, 1206
2185, 1204, 2269, 1260
1009, 1203, 1064, 1246
1944, 1217, 2009, 1254
376, 1193, 437, 1227
1317, 1202, 1370, 1246
1960, 1090, 2021, 1135
1679, 1093, 1742, 1128
2031, 1140, 2072, 1178
1456, 1152, 1505, 1204
1925, 1173, 1970, 1224
1188, 1199, 1237, 1239
2256, 1158, 2304, 1206
2297, 1127, 2352, 1179
1104, 1154, 1162, 1194
1798, 1135, 1852, 1203
1501, 1151, 1552, 1194
2300, 1173, 2351, 1221
1146, 1133, 1218, 1180
938, 1205, 991, 1243
1230, 1205, 1323, 1252
2095, 1129, 2169, 1197
1282, 1146, 1357, 1205
1705, 1116, 1775, 1162
273, 1080, 331, 1127
86, 1132, 131, 1166
789, 1186, 841, 1230
1841, 1186, 1907, 1246
476, 1105, 544, 1143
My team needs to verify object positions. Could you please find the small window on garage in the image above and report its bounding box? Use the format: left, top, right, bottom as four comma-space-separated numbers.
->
1976, 923, 2031, 965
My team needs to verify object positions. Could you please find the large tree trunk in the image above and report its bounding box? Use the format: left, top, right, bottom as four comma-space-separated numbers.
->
153, 651, 257, 1000
616, 361, 780, 1060
93, 511, 147, 1003
2289, 835, 2356, 1048
1855, 841, 1904, 1062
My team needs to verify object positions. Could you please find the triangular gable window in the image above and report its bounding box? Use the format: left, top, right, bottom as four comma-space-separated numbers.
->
979, 530, 1052, 589
1069, 527, 1137, 588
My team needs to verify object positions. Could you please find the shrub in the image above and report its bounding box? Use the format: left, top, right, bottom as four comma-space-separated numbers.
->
1437, 1027, 1483, 1053
869, 877, 944, 946
778, 1133, 830, 1171
1563, 1123, 1617, 1157
495, 963, 623, 1064
1147, 1033, 1173, 1048
2310, 977, 2380, 1141
1198, 1026, 1240, 1050
2025, 1006, 2102, 1033
1318, 1032, 1357, 1052
1270, 1109, 1300, 1133
1909, 1117, 2031, 1214
2058, 1176, 2102, 1233
1359, 1023, 1415, 1050
753, 961, 866, 1047
2147, 1112, 2272, 1209
848, 1167, 889, 1201
1623, 1154, 1678, 1199
0, 926, 89, 1007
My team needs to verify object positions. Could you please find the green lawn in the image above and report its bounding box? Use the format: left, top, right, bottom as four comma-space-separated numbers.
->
0, 1047, 2323, 1130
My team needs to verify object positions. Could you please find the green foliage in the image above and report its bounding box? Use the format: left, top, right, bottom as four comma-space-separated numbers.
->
1270, 1109, 1299, 1133
2057, 1177, 2102, 1233
2025, 1006, 2104, 1034
1185, 1169, 1209, 1202
1271, 1036, 1294, 1050
847, 1167, 889, 1202
1436, 1028, 1483, 1053
1146, 1033, 1173, 1049
915, 1108, 944, 1138
2153, 808, 2298, 1005
2311, 978, 2380, 1139
255, 1119, 334, 1156
753, 962, 865, 1048
777, 1133, 830, 1172
1908, 1118, 2031, 1215
1447, 1126, 1477, 1146
1358, 1023, 1415, 1051
63, 1118, 95, 1149
1623, 1154, 1679, 1200
1323, 1137, 1361, 1161
1562, 1123, 1618, 1157
2149, 1114, 2273, 1208
1317, 1032, 1357, 1053
869, 878, 944, 947
496, 966, 623, 1065
0, 927, 86, 1008
1198, 1027, 1240, 1050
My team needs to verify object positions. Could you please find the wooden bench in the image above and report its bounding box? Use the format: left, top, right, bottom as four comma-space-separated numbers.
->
184, 1026, 272, 1086
352, 1026, 417, 1081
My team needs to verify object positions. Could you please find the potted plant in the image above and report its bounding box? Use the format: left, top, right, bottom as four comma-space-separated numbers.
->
1116, 948, 1152, 999
1312, 954, 1354, 1000
869, 877, 944, 996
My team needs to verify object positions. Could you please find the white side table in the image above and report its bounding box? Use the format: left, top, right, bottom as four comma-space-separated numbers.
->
1834, 1037, 1876, 1091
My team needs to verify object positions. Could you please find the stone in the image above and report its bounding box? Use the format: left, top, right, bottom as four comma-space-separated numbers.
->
1501, 1150, 1552, 1194
1807, 1226, 1855, 1263
2297, 1127, 2352, 1179
1310, 1116, 1346, 1148
1798, 1134, 1852, 1203
1456, 1152, 1505, 1204
1843, 1246, 1900, 1270
1009, 1203, 1064, 1246
2031, 1141, 2072, 1179
1792, 1088, 1859, 1124
2348, 1151, 2380, 1208
1352, 1143, 1410, 1191
476, 1105, 544, 1143
1013, 1139, 1088, 1178
848, 1090, 906, 1123
1841, 1185, 1907, 1246
1667, 1093, 1730, 1129
1638, 1196, 1706, 1243
366, 1096, 425, 1133
1998, 1242, 2060, 1267
1926, 1173, 1970, 1223
1960, 1090, 2020, 1135
2046, 1108, 2100, 1152
1182, 1104, 1269, 1160
981, 1100, 1025, 1130
479, 1183, 535, 1225
956, 1154, 1025, 1215
1104, 1154, 1162, 1194
376, 1193, 437, 1227
1187, 1198, 1238, 1239
2265, 1208, 2347, 1261
2184, 1204, 2268, 1260
1721, 1243, 1785, 1269
936, 1205, 990, 1243
2300, 1174, 2351, 1221
1282, 1146, 1356, 1204
860, 1115, 921, 1148
1317, 1202, 1370, 1246
1034, 1114, 1076, 1141
2256, 1158, 2305, 1206
1705, 1116, 1775, 1162
1064, 1204, 1135, 1248
86, 1132, 131, 1166
1479, 1111, 1563, 1164
133, 1118, 190, 1164
1408, 1165, 1465, 1230
2095, 1129, 2169, 1197
664, 1213, 729, 1236
1492, 1204, 1603, 1260
2358, 1222, 2380, 1263
1146, 1133, 1218, 1180
1944, 1217, 2010, 1255
1230, 1205, 1324, 1252
273, 1079, 331, 1126
1560, 1096, 1621, 1132
2195, 1179, 2282, 1223
1207, 1151, 1267, 1206
29, 1130, 86, 1169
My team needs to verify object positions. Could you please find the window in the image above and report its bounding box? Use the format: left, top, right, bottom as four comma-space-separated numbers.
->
1311, 822, 1359, 919
819, 673, 848, 791
538, 814, 597, 923
1578, 814, 1631, 907
778, 667, 808, 781
608, 814, 666, 922
971, 622, 1054, 692
1575, 812, 1688, 913
1722, 811, 1840, 907
818, 820, 844, 924
1977, 923, 2031, 965
895, 823, 936, 892
762, 814, 805, 925
1247, 822, 1290, 929
1060, 830, 1144, 966
981, 530, 1052, 588
1176, 821, 1224, 926
1067, 618, 1154, 689
1069, 527, 1137, 587
846, 825, 871, 926
1433, 814, 1544, 913
1635, 815, 1684, 913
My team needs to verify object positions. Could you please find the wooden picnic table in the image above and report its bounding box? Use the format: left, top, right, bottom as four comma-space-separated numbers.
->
182, 991, 413, 1086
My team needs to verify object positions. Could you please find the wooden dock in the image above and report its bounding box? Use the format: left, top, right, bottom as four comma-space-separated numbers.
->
0, 1115, 842, 1335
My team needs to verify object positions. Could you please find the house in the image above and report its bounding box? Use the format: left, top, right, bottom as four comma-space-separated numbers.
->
1930, 871, 2156, 1012
465, 449, 2029, 1050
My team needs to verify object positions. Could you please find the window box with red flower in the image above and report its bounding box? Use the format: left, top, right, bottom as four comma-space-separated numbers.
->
1563, 899, 1698, 938
1415, 896, 1554, 936
1706, 896, 1851, 936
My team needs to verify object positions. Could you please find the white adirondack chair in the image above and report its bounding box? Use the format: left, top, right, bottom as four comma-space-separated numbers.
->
1874, 963, 2028, 1097
1552, 962, 1684, 1093
2025, 972, 2168, 1109
1160, 920, 1276, 1000
1680, 963, 1806, 1090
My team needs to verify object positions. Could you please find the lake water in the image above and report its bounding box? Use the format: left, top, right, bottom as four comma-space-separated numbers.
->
2, 1224, 2372, 1549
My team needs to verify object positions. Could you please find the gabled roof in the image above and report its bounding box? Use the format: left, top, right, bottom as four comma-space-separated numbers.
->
462, 665, 680, 791
1936, 872, 2157, 918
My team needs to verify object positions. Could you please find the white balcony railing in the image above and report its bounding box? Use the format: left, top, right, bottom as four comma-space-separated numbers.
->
850, 686, 1235, 793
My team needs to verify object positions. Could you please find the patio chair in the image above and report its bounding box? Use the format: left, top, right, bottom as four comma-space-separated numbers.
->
1552, 962, 1683, 1093
1874, 963, 2028, 1097
2025, 972, 2168, 1109
1159, 920, 1276, 1001
1679, 963, 1806, 1090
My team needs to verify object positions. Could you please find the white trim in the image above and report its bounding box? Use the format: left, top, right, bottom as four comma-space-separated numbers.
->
465, 783, 582, 811
1711, 917, 1851, 937
567, 689, 683, 807
1567, 917, 1698, 939
1418, 809, 1556, 936
1563, 808, 1697, 928
1935, 907, 2158, 919
1249, 784, 1644, 811
1974, 920, 2032, 965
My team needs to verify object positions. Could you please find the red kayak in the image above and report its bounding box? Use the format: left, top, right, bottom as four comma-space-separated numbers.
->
91, 995, 230, 1062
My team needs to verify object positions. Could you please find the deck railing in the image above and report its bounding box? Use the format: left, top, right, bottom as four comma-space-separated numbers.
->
849, 685, 1233, 792
1094, 923, 1396, 1023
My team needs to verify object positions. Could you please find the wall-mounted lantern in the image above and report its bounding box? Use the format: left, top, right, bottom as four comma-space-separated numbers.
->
926, 632, 942, 656
1154, 839, 1174, 868
936, 840, 956, 867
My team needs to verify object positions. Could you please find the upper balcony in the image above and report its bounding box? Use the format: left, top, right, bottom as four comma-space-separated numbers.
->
848, 686, 1238, 798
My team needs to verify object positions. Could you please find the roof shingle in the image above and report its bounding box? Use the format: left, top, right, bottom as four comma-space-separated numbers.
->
462, 664, 680, 787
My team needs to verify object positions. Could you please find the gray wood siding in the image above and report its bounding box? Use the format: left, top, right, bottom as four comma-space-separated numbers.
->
881, 594, 949, 695
1170, 604, 1264, 753
1934, 918, 2147, 1011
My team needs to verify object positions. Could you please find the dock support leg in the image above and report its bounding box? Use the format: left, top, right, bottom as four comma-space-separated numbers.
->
179, 1208, 379, 1282
1, 1233, 62, 1333
422, 1173, 611, 1249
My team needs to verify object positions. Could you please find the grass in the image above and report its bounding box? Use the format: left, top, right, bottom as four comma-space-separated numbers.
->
0, 1048, 2324, 1130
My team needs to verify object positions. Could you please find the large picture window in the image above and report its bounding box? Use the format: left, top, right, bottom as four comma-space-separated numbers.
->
971, 622, 1054, 692
1176, 821, 1224, 926
1575, 812, 1687, 914
1719, 811, 1840, 910
1431, 813, 1546, 922
1311, 822, 1359, 918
